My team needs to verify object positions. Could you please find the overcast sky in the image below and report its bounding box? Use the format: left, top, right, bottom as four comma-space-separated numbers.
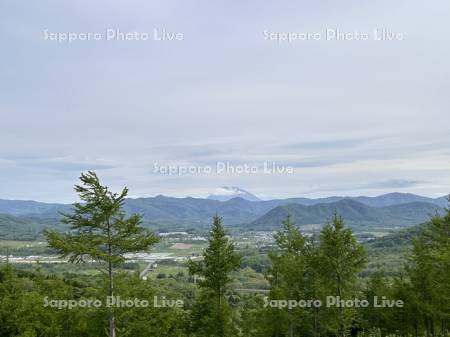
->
1, 0, 450, 203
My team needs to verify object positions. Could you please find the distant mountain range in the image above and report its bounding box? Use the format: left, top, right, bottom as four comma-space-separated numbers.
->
273, 193, 448, 208
249, 199, 444, 230
0, 192, 447, 237
0, 199, 67, 216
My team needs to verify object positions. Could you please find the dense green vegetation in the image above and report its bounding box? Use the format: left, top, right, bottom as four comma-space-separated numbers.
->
1, 214, 449, 337
1, 209, 449, 336
188, 215, 241, 336
45, 172, 159, 337
0, 174, 449, 337
0, 214, 63, 241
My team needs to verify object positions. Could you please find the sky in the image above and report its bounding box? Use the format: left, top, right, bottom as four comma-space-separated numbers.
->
1, 0, 450, 203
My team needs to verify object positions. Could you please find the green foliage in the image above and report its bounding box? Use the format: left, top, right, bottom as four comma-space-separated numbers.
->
241, 251, 271, 273
0, 214, 62, 241
45, 171, 158, 265
319, 214, 367, 337
1, 185, 449, 337
405, 204, 450, 336
44, 171, 159, 337
360, 204, 450, 337
188, 215, 241, 337
258, 214, 367, 337
0, 266, 188, 337
319, 214, 367, 292
363, 225, 426, 276
266, 216, 309, 336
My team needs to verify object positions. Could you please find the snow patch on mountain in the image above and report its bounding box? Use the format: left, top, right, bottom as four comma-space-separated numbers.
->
207, 186, 261, 202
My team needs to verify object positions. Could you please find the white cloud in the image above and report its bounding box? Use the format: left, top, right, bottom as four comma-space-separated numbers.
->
0, 0, 450, 201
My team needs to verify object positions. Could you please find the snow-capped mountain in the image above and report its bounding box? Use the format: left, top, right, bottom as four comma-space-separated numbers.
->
207, 186, 261, 202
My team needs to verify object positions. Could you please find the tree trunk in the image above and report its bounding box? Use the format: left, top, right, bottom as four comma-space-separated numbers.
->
218, 285, 224, 337
108, 218, 116, 337
289, 287, 294, 337
430, 317, 435, 336
337, 279, 345, 337
314, 306, 320, 337
109, 260, 115, 337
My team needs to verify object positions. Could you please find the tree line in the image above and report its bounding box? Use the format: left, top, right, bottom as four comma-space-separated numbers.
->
0, 172, 448, 337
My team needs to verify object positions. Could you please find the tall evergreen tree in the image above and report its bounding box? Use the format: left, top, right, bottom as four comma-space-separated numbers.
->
267, 216, 308, 337
408, 234, 437, 336
318, 213, 367, 337
424, 204, 450, 328
188, 215, 241, 337
407, 200, 450, 336
304, 235, 325, 337
45, 171, 158, 337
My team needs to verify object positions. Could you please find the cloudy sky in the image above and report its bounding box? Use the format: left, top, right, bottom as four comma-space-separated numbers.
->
1, 0, 450, 202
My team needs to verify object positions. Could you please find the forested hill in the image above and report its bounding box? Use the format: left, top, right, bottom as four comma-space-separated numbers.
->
366, 222, 427, 249
0, 193, 446, 236
0, 214, 66, 240
249, 200, 444, 229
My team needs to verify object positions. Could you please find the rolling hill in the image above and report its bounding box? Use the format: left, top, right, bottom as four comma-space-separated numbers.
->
0, 214, 63, 240
0, 193, 446, 236
0, 199, 65, 216
248, 199, 444, 230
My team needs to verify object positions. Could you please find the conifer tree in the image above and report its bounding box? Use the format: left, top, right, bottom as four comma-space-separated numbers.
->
267, 216, 308, 337
407, 200, 450, 336
318, 213, 367, 337
304, 235, 325, 337
45, 171, 158, 337
424, 205, 450, 324
188, 215, 241, 337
